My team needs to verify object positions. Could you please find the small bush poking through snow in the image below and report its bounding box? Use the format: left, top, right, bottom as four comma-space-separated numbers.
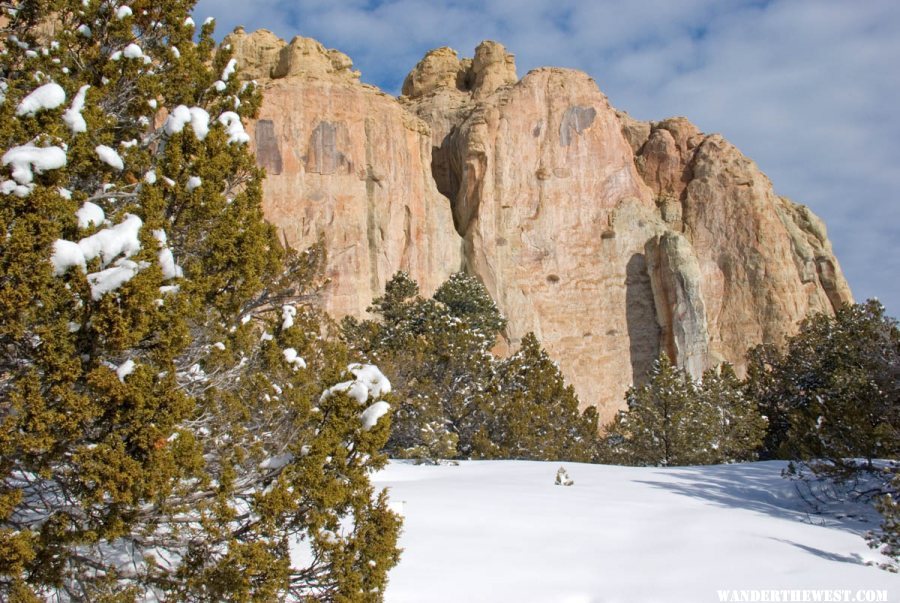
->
555, 466, 574, 486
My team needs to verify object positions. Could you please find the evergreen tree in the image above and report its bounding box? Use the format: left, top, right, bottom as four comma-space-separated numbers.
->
0, 3, 399, 600
604, 355, 715, 466
743, 343, 792, 459
698, 364, 766, 463
867, 474, 899, 573
343, 272, 497, 460
744, 300, 900, 475
475, 333, 597, 462
345, 273, 599, 462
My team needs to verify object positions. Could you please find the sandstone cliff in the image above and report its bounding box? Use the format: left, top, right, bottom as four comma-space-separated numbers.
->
225, 28, 462, 319
228, 30, 852, 423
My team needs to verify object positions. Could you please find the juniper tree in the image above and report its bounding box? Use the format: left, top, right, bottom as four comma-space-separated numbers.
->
343, 272, 499, 460
0, 2, 399, 600
345, 272, 599, 462
474, 333, 598, 462
698, 363, 766, 463
744, 300, 900, 475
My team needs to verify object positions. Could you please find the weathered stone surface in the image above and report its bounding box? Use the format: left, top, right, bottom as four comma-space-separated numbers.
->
222, 27, 285, 81
237, 35, 462, 320
629, 117, 853, 374
401, 40, 516, 101
401, 47, 469, 98
272, 36, 360, 81
470, 41, 517, 99
234, 34, 853, 424
645, 232, 709, 379
439, 67, 665, 424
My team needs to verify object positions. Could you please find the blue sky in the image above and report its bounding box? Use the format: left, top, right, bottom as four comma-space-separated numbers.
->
194, 0, 900, 318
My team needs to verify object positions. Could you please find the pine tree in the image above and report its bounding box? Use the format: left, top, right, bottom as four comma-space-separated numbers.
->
343, 272, 497, 460
0, 3, 399, 600
698, 364, 766, 463
345, 273, 598, 462
867, 474, 899, 572
744, 300, 900, 474
477, 333, 597, 462
604, 355, 716, 466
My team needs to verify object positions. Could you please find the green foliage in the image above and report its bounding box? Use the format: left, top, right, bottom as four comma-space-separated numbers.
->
473, 333, 597, 462
744, 300, 900, 471
867, 474, 899, 572
344, 272, 499, 461
743, 300, 899, 572
700, 364, 767, 464
0, 2, 399, 600
344, 272, 598, 462
604, 356, 765, 466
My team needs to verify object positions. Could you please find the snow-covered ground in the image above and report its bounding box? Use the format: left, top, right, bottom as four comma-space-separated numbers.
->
373, 461, 896, 603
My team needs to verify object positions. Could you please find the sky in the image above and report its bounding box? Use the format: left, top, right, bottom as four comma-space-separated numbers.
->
193, 0, 900, 318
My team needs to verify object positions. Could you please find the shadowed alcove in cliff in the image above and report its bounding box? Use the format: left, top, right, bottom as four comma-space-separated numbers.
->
625, 253, 661, 387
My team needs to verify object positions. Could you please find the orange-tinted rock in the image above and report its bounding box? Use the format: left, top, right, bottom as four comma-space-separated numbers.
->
237, 32, 462, 320
233, 34, 853, 424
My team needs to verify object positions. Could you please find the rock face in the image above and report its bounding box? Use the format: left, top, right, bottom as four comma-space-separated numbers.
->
230, 31, 852, 423
224, 28, 462, 319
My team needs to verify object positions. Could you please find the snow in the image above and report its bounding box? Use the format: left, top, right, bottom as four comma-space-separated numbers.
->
51, 240, 86, 275
360, 401, 390, 430
122, 43, 143, 60
115, 5, 132, 19
348, 363, 392, 397
222, 58, 238, 82
15, 82, 66, 116
95, 145, 124, 170
164, 105, 210, 140
62, 84, 90, 134
321, 364, 391, 405
87, 259, 147, 299
281, 304, 296, 330
260, 453, 293, 470
116, 359, 135, 382
153, 230, 183, 280
188, 107, 209, 140
283, 348, 306, 370
76, 201, 104, 229
144, 170, 157, 184
186, 176, 201, 191
77, 24, 91, 38
2, 144, 67, 185
183, 17, 195, 28
372, 461, 896, 602
76, 213, 142, 266
217, 111, 250, 144
164, 105, 191, 135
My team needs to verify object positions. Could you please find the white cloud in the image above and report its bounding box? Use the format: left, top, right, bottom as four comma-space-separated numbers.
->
194, 0, 900, 316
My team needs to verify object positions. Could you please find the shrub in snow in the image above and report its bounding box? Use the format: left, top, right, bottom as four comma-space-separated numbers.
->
745, 299, 899, 471
867, 474, 899, 572
555, 466, 574, 486
0, 4, 399, 600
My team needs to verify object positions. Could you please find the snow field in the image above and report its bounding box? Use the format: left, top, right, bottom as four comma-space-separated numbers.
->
372, 460, 897, 603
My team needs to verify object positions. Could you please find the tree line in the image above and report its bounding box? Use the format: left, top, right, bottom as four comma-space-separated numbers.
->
1, 1, 896, 598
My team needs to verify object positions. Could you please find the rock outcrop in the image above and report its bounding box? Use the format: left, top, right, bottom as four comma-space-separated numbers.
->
229, 31, 852, 423
224, 28, 462, 320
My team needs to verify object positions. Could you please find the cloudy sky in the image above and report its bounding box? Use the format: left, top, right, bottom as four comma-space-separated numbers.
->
194, 0, 900, 317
